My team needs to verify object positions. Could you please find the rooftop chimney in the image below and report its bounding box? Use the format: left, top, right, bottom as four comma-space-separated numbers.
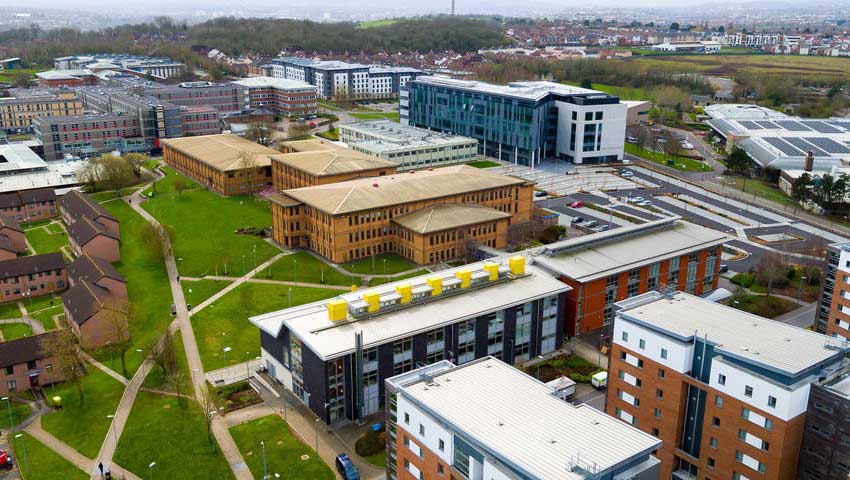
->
804, 150, 814, 172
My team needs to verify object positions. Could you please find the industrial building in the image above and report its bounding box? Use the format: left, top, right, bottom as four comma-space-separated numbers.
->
705, 104, 850, 173
401, 78, 627, 166
250, 258, 569, 423
532, 217, 727, 337
268, 165, 534, 264
0, 89, 83, 134
650, 40, 723, 52
608, 291, 850, 480
385, 358, 662, 480
161, 134, 278, 195
271, 57, 426, 100
338, 120, 479, 170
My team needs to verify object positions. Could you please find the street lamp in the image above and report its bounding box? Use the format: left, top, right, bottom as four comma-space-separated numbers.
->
798, 276, 808, 303
223, 346, 231, 368
107, 414, 118, 448
14, 433, 27, 474
261, 440, 269, 480
314, 417, 320, 454
288, 287, 292, 308
535, 355, 544, 379
148, 461, 156, 479
2, 396, 12, 431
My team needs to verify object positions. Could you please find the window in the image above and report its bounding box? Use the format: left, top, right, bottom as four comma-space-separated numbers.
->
622, 331, 629, 342
712, 417, 720, 427
651, 428, 659, 437
710, 437, 718, 449
715, 395, 723, 407
654, 408, 661, 419
6, 380, 15, 392
639, 339, 646, 349
438, 439, 445, 451
404, 413, 409, 424
658, 369, 665, 379
744, 386, 753, 398
718, 373, 726, 386
3, 366, 11, 376
707, 457, 715, 469
419, 424, 425, 435
660, 348, 668, 359
768, 396, 776, 408
437, 465, 444, 475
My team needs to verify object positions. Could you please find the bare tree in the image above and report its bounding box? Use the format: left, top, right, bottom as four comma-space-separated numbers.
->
102, 298, 132, 378
152, 331, 177, 379
138, 222, 175, 261
755, 252, 787, 296
123, 153, 148, 176
237, 152, 260, 192
43, 328, 86, 404
77, 155, 136, 197
287, 122, 310, 140
173, 176, 190, 196
246, 119, 274, 146
166, 369, 187, 405
198, 383, 219, 451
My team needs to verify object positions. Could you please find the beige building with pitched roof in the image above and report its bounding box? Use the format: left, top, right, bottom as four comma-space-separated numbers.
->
269, 164, 533, 264
162, 134, 278, 195
272, 139, 398, 190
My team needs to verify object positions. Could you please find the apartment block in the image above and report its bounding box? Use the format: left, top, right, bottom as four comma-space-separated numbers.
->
0, 332, 64, 396
0, 215, 26, 259
231, 77, 318, 118
0, 187, 58, 224
815, 242, 850, 340
385, 357, 662, 480
67, 216, 120, 263
533, 217, 727, 337
268, 165, 534, 264
250, 258, 568, 424
161, 134, 278, 195
146, 81, 245, 112
33, 114, 146, 161
402, 77, 628, 166
797, 363, 850, 480
0, 89, 83, 133
0, 253, 67, 303
607, 291, 850, 480
339, 120, 479, 170
59, 189, 120, 238
272, 139, 398, 190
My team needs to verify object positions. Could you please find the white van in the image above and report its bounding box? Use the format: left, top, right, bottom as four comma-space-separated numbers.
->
591, 371, 608, 390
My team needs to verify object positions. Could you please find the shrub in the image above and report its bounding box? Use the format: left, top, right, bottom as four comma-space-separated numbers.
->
730, 273, 755, 288
355, 429, 386, 457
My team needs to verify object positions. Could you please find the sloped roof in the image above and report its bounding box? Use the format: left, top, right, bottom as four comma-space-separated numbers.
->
68, 253, 125, 286
0, 215, 22, 233
0, 253, 65, 279
392, 204, 511, 234
60, 190, 115, 224
281, 165, 530, 215
0, 332, 58, 369
161, 134, 276, 172
270, 149, 396, 177
67, 217, 118, 247
61, 279, 113, 325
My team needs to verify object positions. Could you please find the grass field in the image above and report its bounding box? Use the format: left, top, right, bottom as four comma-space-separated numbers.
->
263, 251, 357, 287
114, 392, 234, 480
627, 54, 850, 81
368, 269, 431, 286
41, 364, 125, 458
724, 176, 796, 208
10, 432, 89, 480
142, 331, 194, 395
25, 222, 69, 257
466, 160, 500, 168
29, 306, 63, 330
564, 81, 650, 101
0, 68, 39, 83
624, 143, 713, 172
349, 111, 400, 122
89, 186, 145, 203
182, 279, 231, 307
0, 301, 20, 319
4, 398, 32, 427
229, 415, 335, 480
316, 129, 339, 141
0, 322, 32, 341
341, 253, 418, 275
142, 168, 279, 278
191, 283, 340, 370
97, 200, 174, 377
729, 294, 798, 319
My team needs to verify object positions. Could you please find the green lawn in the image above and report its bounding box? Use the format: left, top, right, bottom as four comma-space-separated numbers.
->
191, 283, 340, 370
0, 322, 33, 341
341, 253, 418, 275
349, 112, 400, 122
368, 269, 431, 286
142, 168, 279, 277
10, 432, 89, 480
263, 251, 357, 287
114, 392, 234, 480
24, 223, 69, 258
96, 200, 174, 378
316, 129, 339, 141
563, 81, 649, 101
0, 301, 21, 319
365, 451, 387, 468
724, 176, 796, 208
729, 294, 798, 319
89, 186, 145, 203
41, 364, 126, 458
624, 143, 713, 172
3, 398, 32, 427
182, 279, 231, 307
28, 305, 63, 330
466, 160, 500, 168
22, 294, 62, 315
142, 330, 194, 395
229, 415, 334, 480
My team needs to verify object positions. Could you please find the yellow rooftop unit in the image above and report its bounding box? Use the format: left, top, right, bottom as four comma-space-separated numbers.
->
326, 299, 348, 321
483, 262, 499, 281
426, 276, 443, 296
362, 292, 380, 312
455, 269, 471, 288
395, 283, 412, 304
509, 256, 526, 275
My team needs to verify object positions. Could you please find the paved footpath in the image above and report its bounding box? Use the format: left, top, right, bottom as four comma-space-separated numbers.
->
187, 253, 285, 318
127, 195, 253, 480
183, 274, 351, 291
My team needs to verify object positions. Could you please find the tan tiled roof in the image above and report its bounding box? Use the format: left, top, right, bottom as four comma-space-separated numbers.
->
270, 149, 396, 177
392, 204, 511, 234
161, 134, 276, 171
281, 165, 530, 215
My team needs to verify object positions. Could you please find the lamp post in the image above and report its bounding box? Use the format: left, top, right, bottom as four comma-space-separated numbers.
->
148, 461, 156, 479
798, 276, 807, 303
288, 287, 292, 308
14, 433, 27, 474
223, 346, 231, 369
107, 414, 118, 448
261, 440, 268, 480
314, 417, 320, 454
2, 396, 12, 431
294, 259, 298, 285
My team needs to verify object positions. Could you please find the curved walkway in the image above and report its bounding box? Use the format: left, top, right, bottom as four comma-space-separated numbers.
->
0, 317, 45, 334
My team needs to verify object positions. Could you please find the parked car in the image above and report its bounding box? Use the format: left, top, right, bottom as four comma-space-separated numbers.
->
534, 191, 548, 198
599, 224, 610, 231
591, 371, 608, 390
681, 142, 695, 150
719, 264, 729, 273
620, 170, 634, 177
638, 200, 652, 207
626, 136, 638, 144
570, 201, 584, 208
631, 196, 644, 203
309, 121, 318, 128
571, 216, 584, 224
335, 454, 360, 480
585, 220, 598, 228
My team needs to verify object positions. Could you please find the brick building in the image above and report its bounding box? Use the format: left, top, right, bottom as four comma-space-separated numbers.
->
269, 165, 534, 264
231, 77, 318, 118
607, 291, 849, 480
59, 189, 120, 237
67, 216, 120, 262
67, 253, 127, 298
33, 113, 146, 161
815, 242, 850, 340
0, 253, 67, 302
0, 332, 63, 396
0, 188, 58, 224
0, 215, 26, 258
62, 278, 128, 349
271, 139, 398, 190
161, 134, 278, 195
532, 217, 727, 337
0, 89, 83, 134
385, 358, 662, 480
797, 363, 850, 480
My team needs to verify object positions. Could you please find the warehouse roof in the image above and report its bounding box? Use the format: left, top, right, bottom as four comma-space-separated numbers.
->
270, 143, 396, 177
161, 134, 276, 171
251, 261, 569, 360
392, 204, 511, 234
616, 291, 848, 377
390, 358, 660, 480
533, 217, 727, 283
276, 165, 530, 215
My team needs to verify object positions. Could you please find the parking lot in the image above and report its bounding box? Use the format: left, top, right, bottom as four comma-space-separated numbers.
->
490, 162, 657, 196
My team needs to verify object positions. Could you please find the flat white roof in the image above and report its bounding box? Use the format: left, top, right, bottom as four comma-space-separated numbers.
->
231, 76, 316, 91
393, 357, 660, 479
250, 261, 569, 360
533, 218, 728, 283
341, 120, 477, 153
411, 77, 611, 102
617, 292, 847, 376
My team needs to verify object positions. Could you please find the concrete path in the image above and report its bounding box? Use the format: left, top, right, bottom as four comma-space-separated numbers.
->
0, 317, 45, 334
127, 195, 253, 480
80, 351, 129, 386
205, 359, 263, 387
222, 403, 275, 427
187, 253, 286, 317
184, 275, 351, 291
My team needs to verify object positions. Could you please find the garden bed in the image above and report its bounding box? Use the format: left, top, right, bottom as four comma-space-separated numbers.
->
524, 354, 603, 383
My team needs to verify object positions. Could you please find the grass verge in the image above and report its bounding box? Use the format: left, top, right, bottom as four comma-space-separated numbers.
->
341, 253, 418, 276
10, 432, 89, 480
262, 251, 357, 287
